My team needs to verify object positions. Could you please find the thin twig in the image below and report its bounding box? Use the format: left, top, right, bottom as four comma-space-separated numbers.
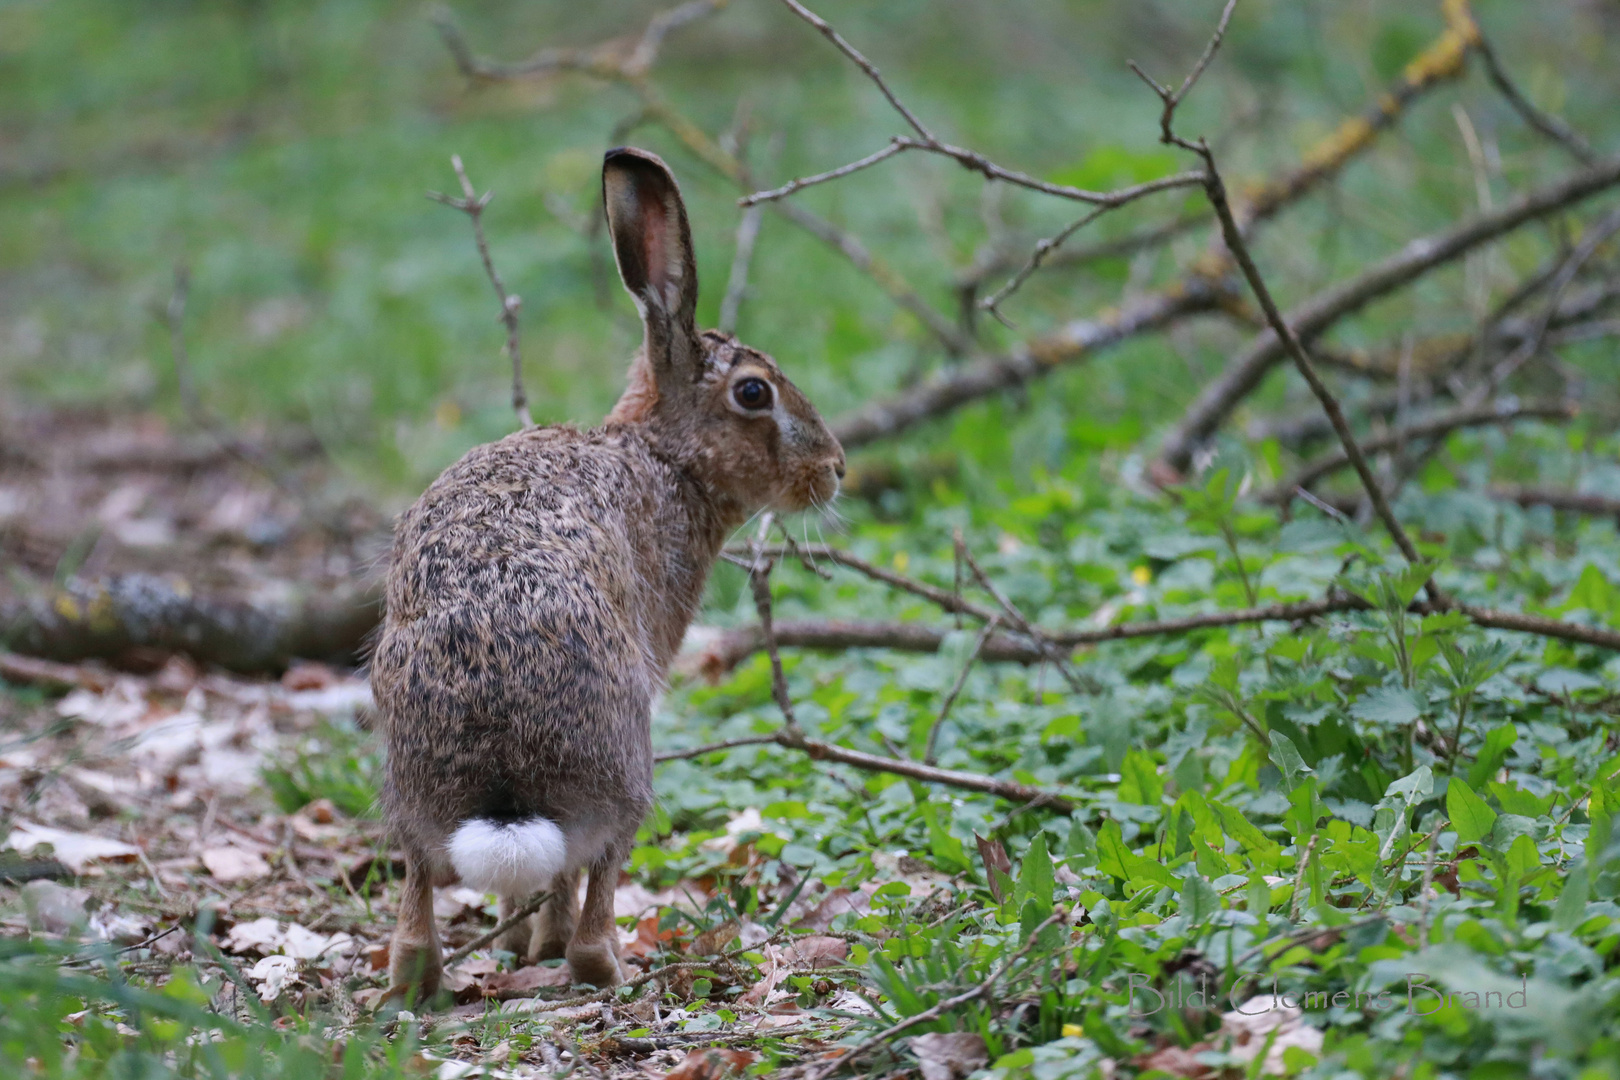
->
747, 514, 798, 731
957, 531, 1097, 695
443, 889, 552, 969
740, 141, 907, 206
718, 202, 764, 334
923, 615, 1000, 766
1474, 31, 1597, 166
428, 155, 533, 429
1263, 399, 1576, 502
654, 735, 780, 763
807, 911, 1068, 1079
774, 0, 933, 142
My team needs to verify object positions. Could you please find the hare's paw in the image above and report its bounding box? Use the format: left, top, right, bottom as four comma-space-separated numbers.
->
387, 940, 444, 1005
565, 938, 623, 988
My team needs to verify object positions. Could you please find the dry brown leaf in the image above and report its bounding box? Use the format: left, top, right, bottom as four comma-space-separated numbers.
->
1132, 1043, 1219, 1079
661, 1047, 758, 1080
483, 963, 573, 995
6, 820, 141, 874
201, 844, 272, 883
1222, 995, 1325, 1075
792, 887, 872, 932
911, 1033, 989, 1080
783, 935, 848, 969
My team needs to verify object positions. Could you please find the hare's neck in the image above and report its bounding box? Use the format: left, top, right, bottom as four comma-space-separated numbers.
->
633, 454, 739, 673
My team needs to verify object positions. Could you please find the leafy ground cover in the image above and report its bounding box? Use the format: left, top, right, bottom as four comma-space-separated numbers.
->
5, 0, 1620, 1077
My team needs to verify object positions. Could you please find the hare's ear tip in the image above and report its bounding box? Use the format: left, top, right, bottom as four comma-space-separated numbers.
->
603, 146, 673, 174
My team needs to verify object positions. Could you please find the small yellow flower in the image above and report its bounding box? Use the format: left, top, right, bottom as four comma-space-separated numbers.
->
893, 551, 910, 573
435, 399, 463, 430
1131, 565, 1152, 586
1061, 1023, 1084, 1038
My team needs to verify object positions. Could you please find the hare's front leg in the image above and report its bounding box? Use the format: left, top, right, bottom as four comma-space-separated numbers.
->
565, 853, 625, 987
388, 857, 443, 1002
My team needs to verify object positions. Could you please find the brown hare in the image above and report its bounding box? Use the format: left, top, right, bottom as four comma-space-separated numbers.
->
370, 147, 845, 1001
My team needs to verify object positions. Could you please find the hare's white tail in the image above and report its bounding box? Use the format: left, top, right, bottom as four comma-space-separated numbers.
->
448, 818, 567, 895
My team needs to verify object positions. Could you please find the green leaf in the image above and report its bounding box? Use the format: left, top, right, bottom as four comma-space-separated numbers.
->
1505, 833, 1541, 883
1118, 749, 1165, 806
1445, 778, 1497, 845
1179, 869, 1222, 927
1384, 765, 1434, 808
1212, 799, 1280, 854
1351, 685, 1423, 727
1016, 832, 1056, 910
1552, 863, 1590, 932
1268, 732, 1314, 793
1468, 724, 1519, 789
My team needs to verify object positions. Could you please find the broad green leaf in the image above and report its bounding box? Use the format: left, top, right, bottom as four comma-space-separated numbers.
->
1505, 833, 1541, 883
1552, 863, 1590, 932
1352, 685, 1423, 727
1446, 778, 1497, 845
1179, 869, 1221, 927
1016, 832, 1056, 910
1468, 724, 1519, 789
1118, 749, 1164, 806
1268, 732, 1314, 793
1212, 799, 1280, 853
1096, 819, 1133, 882
1384, 766, 1434, 807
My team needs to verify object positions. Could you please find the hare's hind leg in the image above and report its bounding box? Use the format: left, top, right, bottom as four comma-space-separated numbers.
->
565, 850, 626, 987
529, 868, 580, 963
495, 895, 538, 958
388, 856, 443, 1002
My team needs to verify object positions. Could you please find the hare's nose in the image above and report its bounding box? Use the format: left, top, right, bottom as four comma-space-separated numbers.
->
833, 456, 847, 480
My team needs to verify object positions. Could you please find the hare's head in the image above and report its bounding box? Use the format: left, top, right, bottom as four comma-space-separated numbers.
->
600, 147, 844, 518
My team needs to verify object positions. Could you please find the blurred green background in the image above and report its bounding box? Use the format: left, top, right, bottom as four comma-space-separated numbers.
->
1, 0, 1615, 496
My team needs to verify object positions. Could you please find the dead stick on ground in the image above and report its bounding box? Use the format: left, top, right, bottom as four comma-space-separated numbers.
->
443, 890, 552, 969
429, 154, 533, 430
808, 911, 1068, 1080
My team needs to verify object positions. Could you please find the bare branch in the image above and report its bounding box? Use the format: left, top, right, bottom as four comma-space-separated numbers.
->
1262, 399, 1576, 503
726, 543, 1001, 623
654, 735, 781, 763
444, 889, 551, 968
739, 140, 906, 206
1474, 31, 1598, 167
924, 615, 1000, 766
718, 202, 764, 333
774, 0, 934, 142
428, 155, 532, 429
832, 276, 1229, 449
1156, 152, 1620, 477
1489, 487, 1620, 520
773, 726, 1075, 813
980, 205, 1112, 315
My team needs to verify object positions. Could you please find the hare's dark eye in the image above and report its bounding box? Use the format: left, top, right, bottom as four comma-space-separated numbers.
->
732, 378, 772, 411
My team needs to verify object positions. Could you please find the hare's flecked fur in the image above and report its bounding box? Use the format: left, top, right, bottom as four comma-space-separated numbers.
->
372, 148, 843, 1002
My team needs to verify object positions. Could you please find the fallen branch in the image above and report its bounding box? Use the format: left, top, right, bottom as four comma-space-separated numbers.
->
1490, 486, 1620, 520
1, 575, 381, 674
0, 651, 114, 693
1156, 151, 1620, 478
1262, 398, 1576, 503
444, 889, 552, 969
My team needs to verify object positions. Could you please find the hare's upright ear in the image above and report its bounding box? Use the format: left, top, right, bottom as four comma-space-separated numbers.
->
603, 147, 700, 378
